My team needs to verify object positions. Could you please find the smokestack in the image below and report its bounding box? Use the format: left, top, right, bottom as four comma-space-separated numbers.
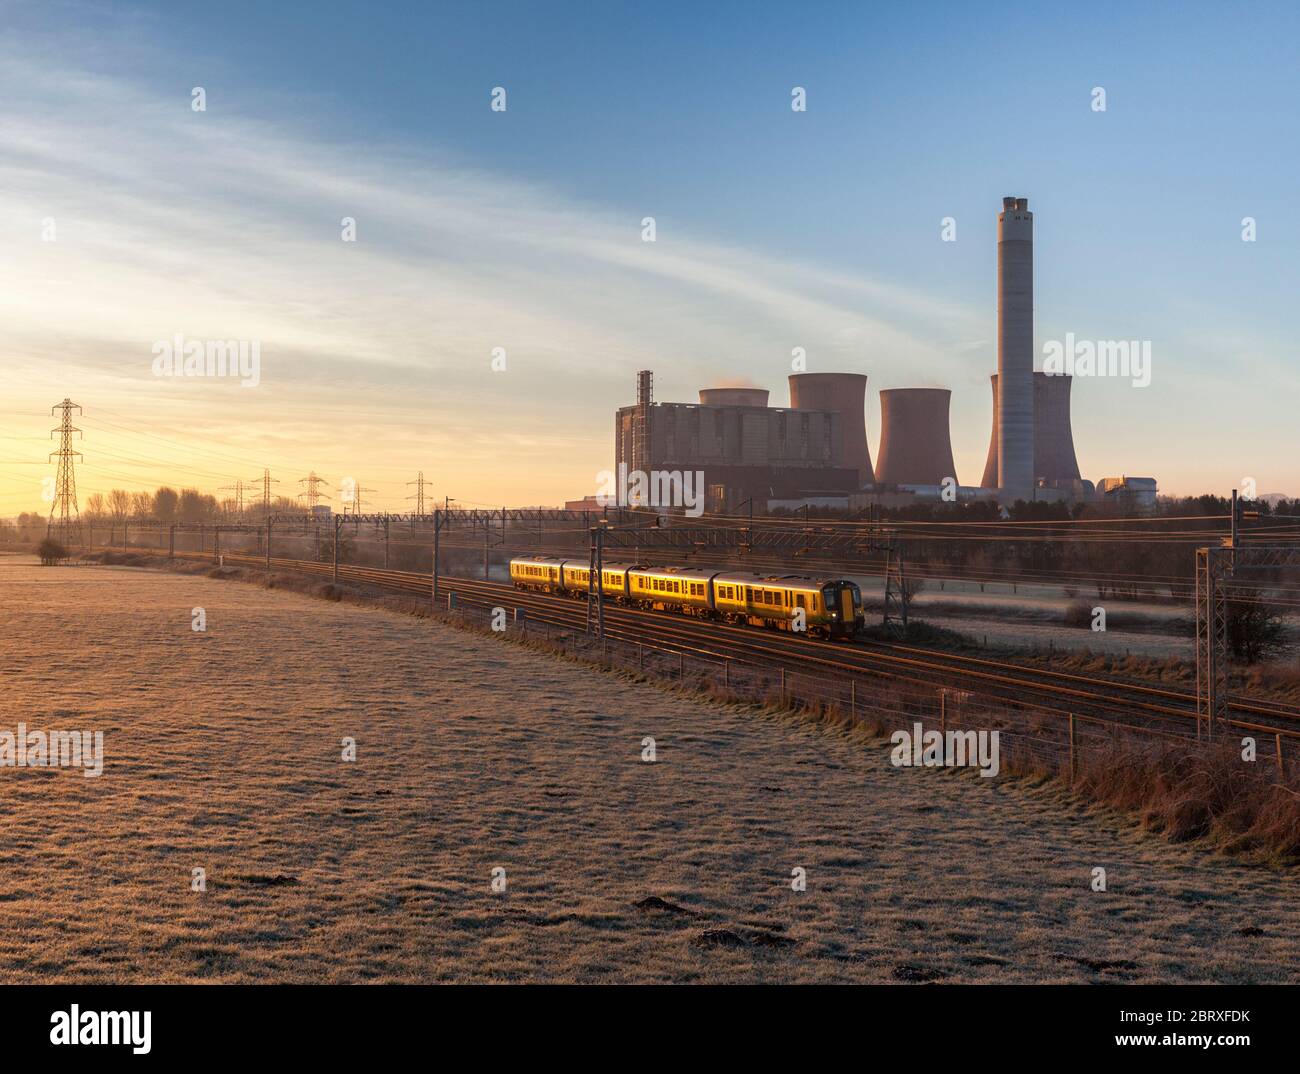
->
788, 372, 873, 483
699, 387, 770, 407
982, 372, 1082, 489
997, 196, 1034, 502
875, 388, 958, 487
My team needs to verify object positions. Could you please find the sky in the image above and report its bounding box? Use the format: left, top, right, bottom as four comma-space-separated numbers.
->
2, 0, 1298, 516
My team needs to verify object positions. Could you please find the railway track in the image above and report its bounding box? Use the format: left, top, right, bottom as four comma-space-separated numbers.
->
110, 545, 1300, 740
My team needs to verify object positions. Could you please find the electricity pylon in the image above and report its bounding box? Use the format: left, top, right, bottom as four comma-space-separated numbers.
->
219, 479, 247, 517
48, 398, 84, 547
249, 468, 280, 517
298, 472, 331, 509
341, 480, 377, 516
406, 471, 429, 515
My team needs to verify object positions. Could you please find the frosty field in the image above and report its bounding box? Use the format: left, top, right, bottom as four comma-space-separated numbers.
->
0, 555, 1296, 983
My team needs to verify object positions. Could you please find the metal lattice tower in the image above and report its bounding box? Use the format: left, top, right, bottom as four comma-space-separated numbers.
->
406, 471, 428, 515
250, 468, 280, 517
1195, 538, 1300, 740
218, 479, 247, 516
633, 370, 653, 475
47, 398, 84, 547
882, 545, 909, 637
297, 472, 331, 509
1194, 545, 1230, 737
340, 479, 377, 516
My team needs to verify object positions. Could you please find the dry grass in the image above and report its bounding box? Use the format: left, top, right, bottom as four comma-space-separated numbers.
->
1072, 742, 1300, 861
5, 555, 1299, 983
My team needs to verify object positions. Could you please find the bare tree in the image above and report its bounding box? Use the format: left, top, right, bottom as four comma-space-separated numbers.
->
107, 488, 131, 521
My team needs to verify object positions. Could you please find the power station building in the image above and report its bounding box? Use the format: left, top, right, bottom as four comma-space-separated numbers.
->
613, 371, 862, 512
605, 196, 1155, 513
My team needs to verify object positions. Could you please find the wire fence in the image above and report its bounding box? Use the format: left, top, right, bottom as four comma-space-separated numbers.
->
430, 590, 1296, 787
75, 541, 1298, 788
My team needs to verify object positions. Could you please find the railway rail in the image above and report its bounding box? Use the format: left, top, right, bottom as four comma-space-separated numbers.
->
97, 545, 1300, 743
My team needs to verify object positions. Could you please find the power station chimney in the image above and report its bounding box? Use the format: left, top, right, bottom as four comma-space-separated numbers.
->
997, 196, 1034, 502
788, 372, 873, 484
875, 388, 958, 487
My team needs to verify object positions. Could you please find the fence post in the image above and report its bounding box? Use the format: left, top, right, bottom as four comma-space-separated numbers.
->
168, 525, 175, 560
333, 516, 341, 584
724, 659, 730, 690
266, 518, 272, 570
1277, 734, 1285, 781
678, 651, 684, 680
850, 680, 856, 721
1069, 713, 1076, 783
940, 689, 947, 736
780, 667, 786, 704
638, 643, 643, 670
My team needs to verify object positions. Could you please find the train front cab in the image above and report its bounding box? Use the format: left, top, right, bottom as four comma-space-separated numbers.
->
822, 580, 864, 638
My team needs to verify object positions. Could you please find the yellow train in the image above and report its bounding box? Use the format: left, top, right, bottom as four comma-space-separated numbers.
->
509, 555, 864, 639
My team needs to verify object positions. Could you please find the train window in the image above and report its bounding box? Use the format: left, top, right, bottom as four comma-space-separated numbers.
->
745, 587, 753, 601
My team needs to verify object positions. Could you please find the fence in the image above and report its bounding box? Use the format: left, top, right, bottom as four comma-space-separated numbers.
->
428, 589, 1296, 787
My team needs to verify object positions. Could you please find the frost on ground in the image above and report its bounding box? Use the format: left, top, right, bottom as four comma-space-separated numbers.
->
0, 556, 1295, 984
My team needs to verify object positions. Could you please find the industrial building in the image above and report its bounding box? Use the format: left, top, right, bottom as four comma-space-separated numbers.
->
603, 196, 1156, 514
613, 371, 861, 512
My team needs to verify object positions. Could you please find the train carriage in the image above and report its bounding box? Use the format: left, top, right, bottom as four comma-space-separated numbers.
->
713, 571, 863, 638
509, 555, 568, 593
626, 566, 718, 617
557, 561, 640, 599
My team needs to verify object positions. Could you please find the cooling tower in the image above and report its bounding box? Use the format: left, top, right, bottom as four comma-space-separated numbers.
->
981, 372, 1082, 489
997, 196, 1034, 502
788, 372, 873, 483
875, 388, 958, 487
699, 387, 770, 407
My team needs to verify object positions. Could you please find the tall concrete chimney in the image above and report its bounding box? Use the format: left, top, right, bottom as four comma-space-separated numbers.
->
997, 196, 1034, 502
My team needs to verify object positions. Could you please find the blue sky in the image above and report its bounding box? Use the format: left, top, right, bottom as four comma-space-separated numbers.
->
1, 0, 1297, 511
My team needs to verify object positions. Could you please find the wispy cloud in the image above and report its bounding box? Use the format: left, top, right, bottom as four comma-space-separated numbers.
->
0, 23, 979, 507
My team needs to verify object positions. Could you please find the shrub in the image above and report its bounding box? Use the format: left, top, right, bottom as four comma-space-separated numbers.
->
37, 537, 68, 566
